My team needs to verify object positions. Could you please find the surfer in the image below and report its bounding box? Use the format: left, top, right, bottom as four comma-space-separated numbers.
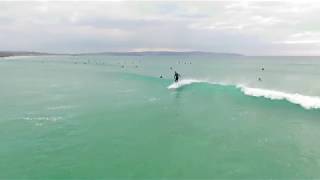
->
174, 71, 181, 82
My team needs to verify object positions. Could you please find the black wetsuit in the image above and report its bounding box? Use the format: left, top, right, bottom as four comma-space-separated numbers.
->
174, 72, 180, 82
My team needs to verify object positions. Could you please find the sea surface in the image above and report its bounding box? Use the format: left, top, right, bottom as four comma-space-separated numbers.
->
1, 55, 320, 178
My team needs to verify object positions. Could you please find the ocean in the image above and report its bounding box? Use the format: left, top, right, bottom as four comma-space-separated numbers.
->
1, 54, 320, 178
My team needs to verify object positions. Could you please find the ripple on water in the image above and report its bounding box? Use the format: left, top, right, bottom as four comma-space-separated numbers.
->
23, 116, 63, 122
148, 97, 160, 102
47, 105, 76, 111
118, 89, 136, 94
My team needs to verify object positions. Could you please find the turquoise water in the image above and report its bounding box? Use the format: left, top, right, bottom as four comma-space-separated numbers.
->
1, 55, 320, 178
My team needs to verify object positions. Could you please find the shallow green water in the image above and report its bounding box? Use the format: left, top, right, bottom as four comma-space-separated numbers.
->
1, 55, 320, 178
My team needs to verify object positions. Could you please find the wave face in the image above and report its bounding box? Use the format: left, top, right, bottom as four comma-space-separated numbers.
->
168, 79, 320, 110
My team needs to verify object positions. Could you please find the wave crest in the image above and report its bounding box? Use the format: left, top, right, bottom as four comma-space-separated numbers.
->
168, 79, 320, 110
238, 86, 320, 110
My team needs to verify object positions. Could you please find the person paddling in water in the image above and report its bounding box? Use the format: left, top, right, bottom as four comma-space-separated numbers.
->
174, 71, 181, 82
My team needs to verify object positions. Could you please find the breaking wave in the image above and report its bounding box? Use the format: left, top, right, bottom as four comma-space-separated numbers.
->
168, 79, 320, 110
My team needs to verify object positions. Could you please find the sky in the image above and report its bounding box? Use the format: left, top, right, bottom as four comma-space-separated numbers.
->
1, 1, 320, 55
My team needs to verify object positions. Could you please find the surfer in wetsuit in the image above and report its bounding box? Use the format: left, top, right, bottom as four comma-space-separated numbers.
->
174, 71, 181, 82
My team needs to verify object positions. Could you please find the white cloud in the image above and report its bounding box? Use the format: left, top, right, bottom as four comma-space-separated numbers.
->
0, 1, 320, 55
280, 40, 320, 44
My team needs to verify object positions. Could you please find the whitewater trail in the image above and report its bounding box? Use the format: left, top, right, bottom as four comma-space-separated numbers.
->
168, 79, 320, 110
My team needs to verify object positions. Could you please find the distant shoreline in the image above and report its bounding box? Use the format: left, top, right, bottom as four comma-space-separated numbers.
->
0, 51, 243, 58
0, 51, 53, 58
3, 51, 320, 58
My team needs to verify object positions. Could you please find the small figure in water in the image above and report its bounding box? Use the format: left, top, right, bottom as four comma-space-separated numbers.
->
258, 77, 262, 81
261, 67, 265, 71
174, 71, 181, 82
160, 75, 163, 78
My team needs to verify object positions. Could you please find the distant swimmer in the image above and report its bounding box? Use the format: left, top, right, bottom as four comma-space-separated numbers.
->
160, 75, 163, 78
258, 77, 262, 81
174, 71, 181, 82
170, 67, 173, 70
261, 67, 265, 71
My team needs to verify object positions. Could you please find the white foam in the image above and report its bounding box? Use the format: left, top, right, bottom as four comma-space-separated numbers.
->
167, 78, 320, 110
167, 79, 205, 89
238, 85, 320, 110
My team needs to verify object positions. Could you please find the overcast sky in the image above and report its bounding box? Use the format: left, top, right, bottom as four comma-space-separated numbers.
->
1, 1, 320, 55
